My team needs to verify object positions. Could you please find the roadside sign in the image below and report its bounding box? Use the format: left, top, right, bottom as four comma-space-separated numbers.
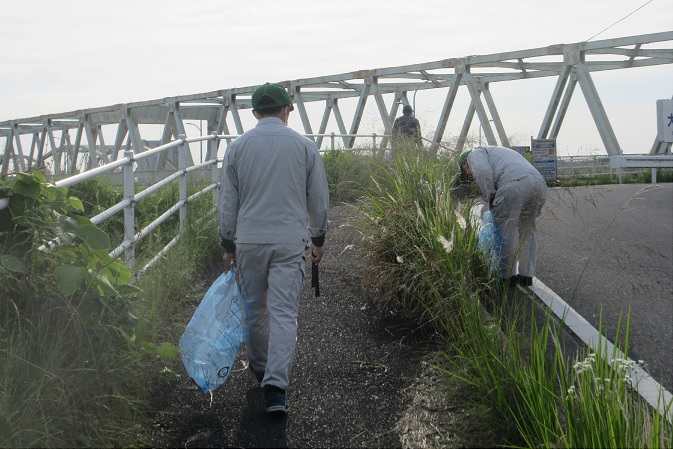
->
531, 138, 557, 182
656, 99, 673, 143
511, 145, 532, 163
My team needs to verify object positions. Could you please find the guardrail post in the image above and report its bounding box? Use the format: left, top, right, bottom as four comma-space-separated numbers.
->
178, 134, 187, 234
330, 132, 335, 151
122, 150, 136, 268
212, 135, 220, 208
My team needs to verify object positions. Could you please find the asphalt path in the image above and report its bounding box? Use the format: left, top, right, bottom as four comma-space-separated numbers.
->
535, 183, 673, 393
149, 205, 431, 448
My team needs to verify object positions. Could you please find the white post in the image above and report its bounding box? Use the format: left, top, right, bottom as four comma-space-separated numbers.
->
178, 134, 187, 234
122, 150, 136, 268
212, 134, 220, 208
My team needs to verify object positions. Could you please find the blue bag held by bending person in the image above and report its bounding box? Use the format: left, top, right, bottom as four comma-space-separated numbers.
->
179, 266, 246, 393
478, 210, 502, 274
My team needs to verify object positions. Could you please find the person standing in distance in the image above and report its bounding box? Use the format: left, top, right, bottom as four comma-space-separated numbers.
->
392, 104, 422, 150
218, 82, 330, 415
458, 146, 547, 287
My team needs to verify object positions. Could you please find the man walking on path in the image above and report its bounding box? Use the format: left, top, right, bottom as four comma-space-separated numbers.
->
218, 82, 330, 415
459, 146, 547, 287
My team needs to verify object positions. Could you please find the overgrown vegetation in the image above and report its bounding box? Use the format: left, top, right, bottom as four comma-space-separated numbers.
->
0, 171, 220, 448
320, 148, 381, 204
1, 144, 670, 447
359, 143, 673, 447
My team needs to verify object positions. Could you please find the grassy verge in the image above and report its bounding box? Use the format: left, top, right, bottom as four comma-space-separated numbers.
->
0, 173, 220, 448
1, 149, 670, 447
359, 144, 673, 447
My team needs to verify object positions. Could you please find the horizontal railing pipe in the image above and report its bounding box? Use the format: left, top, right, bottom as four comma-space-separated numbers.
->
54, 157, 129, 189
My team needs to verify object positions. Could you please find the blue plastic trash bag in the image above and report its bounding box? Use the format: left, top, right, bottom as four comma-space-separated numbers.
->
179, 266, 246, 393
478, 210, 501, 274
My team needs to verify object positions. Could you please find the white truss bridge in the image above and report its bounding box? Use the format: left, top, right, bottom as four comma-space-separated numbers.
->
1, 31, 671, 178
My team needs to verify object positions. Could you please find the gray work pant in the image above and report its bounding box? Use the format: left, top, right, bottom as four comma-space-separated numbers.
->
491, 175, 548, 279
236, 242, 307, 391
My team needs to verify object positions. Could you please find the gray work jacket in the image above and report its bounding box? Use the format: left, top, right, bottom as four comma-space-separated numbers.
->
467, 146, 545, 203
218, 117, 329, 247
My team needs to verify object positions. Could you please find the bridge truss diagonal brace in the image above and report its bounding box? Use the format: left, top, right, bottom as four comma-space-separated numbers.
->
315, 96, 351, 149
83, 117, 99, 170
538, 56, 575, 140
36, 124, 48, 168
380, 91, 404, 150
1, 127, 14, 178
292, 86, 314, 140
68, 119, 85, 175
347, 72, 373, 148
482, 85, 510, 148
214, 93, 235, 149
576, 63, 622, 156
371, 77, 394, 151
431, 70, 463, 155
463, 70, 500, 147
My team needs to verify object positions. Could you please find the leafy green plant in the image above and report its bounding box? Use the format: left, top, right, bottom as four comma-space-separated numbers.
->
0, 171, 134, 311
0, 171, 141, 448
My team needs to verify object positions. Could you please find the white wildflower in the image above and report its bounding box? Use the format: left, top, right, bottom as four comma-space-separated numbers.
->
396, 255, 403, 264
573, 359, 594, 375
437, 234, 454, 253
454, 209, 467, 229
611, 358, 636, 374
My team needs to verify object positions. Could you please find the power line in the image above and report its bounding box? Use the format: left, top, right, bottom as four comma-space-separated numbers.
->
586, 0, 655, 41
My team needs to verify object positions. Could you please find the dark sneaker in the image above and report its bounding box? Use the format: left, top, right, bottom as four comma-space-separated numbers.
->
518, 276, 533, 287
497, 276, 518, 290
264, 385, 287, 415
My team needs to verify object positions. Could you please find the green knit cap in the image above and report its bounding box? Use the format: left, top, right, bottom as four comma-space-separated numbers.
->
457, 150, 472, 172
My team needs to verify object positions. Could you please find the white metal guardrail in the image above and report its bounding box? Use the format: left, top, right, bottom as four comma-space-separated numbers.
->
610, 155, 673, 183
0, 132, 391, 275
66, 133, 221, 274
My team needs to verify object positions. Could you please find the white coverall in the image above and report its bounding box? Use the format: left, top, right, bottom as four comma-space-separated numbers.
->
467, 146, 548, 279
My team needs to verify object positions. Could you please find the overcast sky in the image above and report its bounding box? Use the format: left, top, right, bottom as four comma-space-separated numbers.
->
1, 0, 671, 155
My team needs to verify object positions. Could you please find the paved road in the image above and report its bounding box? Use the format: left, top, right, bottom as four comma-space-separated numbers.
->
535, 183, 673, 393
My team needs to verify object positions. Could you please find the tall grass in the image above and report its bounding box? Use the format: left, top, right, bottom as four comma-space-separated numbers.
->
321, 148, 381, 204
360, 143, 673, 447
2, 147, 670, 447
359, 143, 490, 328
0, 173, 220, 448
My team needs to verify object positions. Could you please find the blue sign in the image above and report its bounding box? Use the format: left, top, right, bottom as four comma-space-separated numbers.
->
531, 138, 557, 182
